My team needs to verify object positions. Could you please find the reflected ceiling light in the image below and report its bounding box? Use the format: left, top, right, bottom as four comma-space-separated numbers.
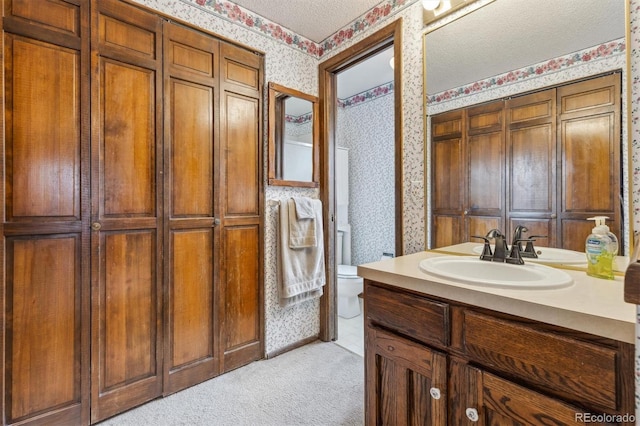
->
422, 0, 441, 11
389, 56, 394, 69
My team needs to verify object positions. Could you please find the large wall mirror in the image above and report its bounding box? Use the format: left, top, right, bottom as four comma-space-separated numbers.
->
268, 82, 319, 187
423, 0, 632, 254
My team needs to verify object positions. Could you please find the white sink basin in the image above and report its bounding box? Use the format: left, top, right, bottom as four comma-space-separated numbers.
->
419, 256, 574, 289
471, 245, 586, 265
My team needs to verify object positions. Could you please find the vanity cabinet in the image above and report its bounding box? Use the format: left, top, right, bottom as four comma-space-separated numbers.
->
431, 72, 622, 252
364, 279, 634, 425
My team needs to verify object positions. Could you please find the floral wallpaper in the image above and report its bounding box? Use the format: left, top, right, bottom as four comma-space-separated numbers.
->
337, 90, 396, 267
182, 0, 418, 57
427, 40, 626, 105
338, 81, 394, 108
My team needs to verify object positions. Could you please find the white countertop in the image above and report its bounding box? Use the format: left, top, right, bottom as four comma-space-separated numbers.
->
357, 243, 636, 344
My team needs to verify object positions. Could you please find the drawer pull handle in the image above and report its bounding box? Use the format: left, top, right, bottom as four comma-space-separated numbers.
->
429, 387, 441, 400
387, 345, 395, 351
465, 408, 479, 422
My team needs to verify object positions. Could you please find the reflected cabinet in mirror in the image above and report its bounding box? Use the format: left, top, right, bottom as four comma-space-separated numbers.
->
423, 0, 631, 254
268, 82, 319, 187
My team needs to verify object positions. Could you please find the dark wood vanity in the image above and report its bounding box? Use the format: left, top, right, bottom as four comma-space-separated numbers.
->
362, 252, 635, 425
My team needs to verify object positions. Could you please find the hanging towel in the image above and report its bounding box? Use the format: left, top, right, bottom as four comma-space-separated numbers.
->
278, 198, 325, 308
289, 197, 317, 248
292, 197, 315, 219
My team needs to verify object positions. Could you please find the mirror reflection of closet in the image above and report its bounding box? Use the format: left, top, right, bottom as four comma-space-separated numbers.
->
268, 82, 319, 187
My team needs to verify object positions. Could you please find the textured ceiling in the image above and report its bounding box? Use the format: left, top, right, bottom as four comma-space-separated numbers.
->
425, 0, 625, 94
231, 0, 386, 43
227, 0, 625, 99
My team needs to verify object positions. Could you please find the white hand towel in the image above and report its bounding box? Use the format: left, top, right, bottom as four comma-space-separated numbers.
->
278, 198, 325, 308
289, 197, 316, 248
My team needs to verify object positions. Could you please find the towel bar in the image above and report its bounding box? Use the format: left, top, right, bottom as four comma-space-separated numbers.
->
268, 199, 281, 206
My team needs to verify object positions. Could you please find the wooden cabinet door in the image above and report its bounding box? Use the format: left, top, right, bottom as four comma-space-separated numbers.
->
2, 1, 90, 424
558, 73, 621, 253
506, 89, 557, 246
365, 327, 447, 425
219, 42, 263, 373
90, 1, 163, 421
480, 370, 601, 425
162, 21, 221, 395
431, 110, 464, 248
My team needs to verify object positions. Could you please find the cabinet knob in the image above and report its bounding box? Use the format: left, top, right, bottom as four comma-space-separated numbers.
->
465, 408, 479, 422
551, 214, 557, 219
213, 218, 221, 227
91, 222, 102, 231
429, 387, 441, 400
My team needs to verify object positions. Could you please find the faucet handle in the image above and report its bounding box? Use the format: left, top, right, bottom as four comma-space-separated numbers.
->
471, 235, 493, 260
508, 240, 527, 264
521, 235, 547, 258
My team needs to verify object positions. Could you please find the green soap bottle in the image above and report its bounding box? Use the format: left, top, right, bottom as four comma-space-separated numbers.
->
585, 216, 618, 280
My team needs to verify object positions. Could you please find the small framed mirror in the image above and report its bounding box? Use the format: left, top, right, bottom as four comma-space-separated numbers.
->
268, 82, 319, 187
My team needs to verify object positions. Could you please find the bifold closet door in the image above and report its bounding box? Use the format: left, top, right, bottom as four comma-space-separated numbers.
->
162, 21, 221, 395
1, 0, 91, 424
219, 42, 263, 372
90, 0, 164, 422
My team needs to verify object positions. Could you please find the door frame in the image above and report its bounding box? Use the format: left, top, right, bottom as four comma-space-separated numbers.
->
318, 19, 404, 341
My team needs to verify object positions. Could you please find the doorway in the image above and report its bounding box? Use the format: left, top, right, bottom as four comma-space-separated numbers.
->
318, 20, 403, 343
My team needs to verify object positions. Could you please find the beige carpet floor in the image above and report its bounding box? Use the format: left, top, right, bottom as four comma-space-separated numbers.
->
99, 341, 364, 426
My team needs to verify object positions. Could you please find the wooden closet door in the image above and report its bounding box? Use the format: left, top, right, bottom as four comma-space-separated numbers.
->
1, 1, 91, 424
90, 0, 163, 421
465, 101, 504, 240
558, 73, 621, 252
431, 110, 464, 248
163, 21, 221, 395
219, 42, 263, 372
506, 89, 557, 246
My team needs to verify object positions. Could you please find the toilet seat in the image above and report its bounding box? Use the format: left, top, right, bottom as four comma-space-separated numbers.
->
337, 264, 359, 279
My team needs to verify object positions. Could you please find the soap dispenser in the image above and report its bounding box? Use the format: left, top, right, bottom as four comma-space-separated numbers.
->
585, 216, 618, 279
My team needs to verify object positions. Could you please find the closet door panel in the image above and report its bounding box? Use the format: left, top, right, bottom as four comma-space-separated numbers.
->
220, 42, 263, 372
163, 22, 220, 394
101, 60, 155, 217
6, 36, 80, 220
171, 230, 214, 367
558, 74, 621, 252
224, 93, 259, 216
2, 2, 91, 421
91, 1, 163, 421
170, 81, 214, 217
562, 114, 616, 212
467, 131, 502, 213
101, 231, 157, 389
509, 124, 554, 212
6, 236, 81, 424
223, 226, 260, 351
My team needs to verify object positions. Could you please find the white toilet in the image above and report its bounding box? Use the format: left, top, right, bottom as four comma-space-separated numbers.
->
337, 224, 364, 319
